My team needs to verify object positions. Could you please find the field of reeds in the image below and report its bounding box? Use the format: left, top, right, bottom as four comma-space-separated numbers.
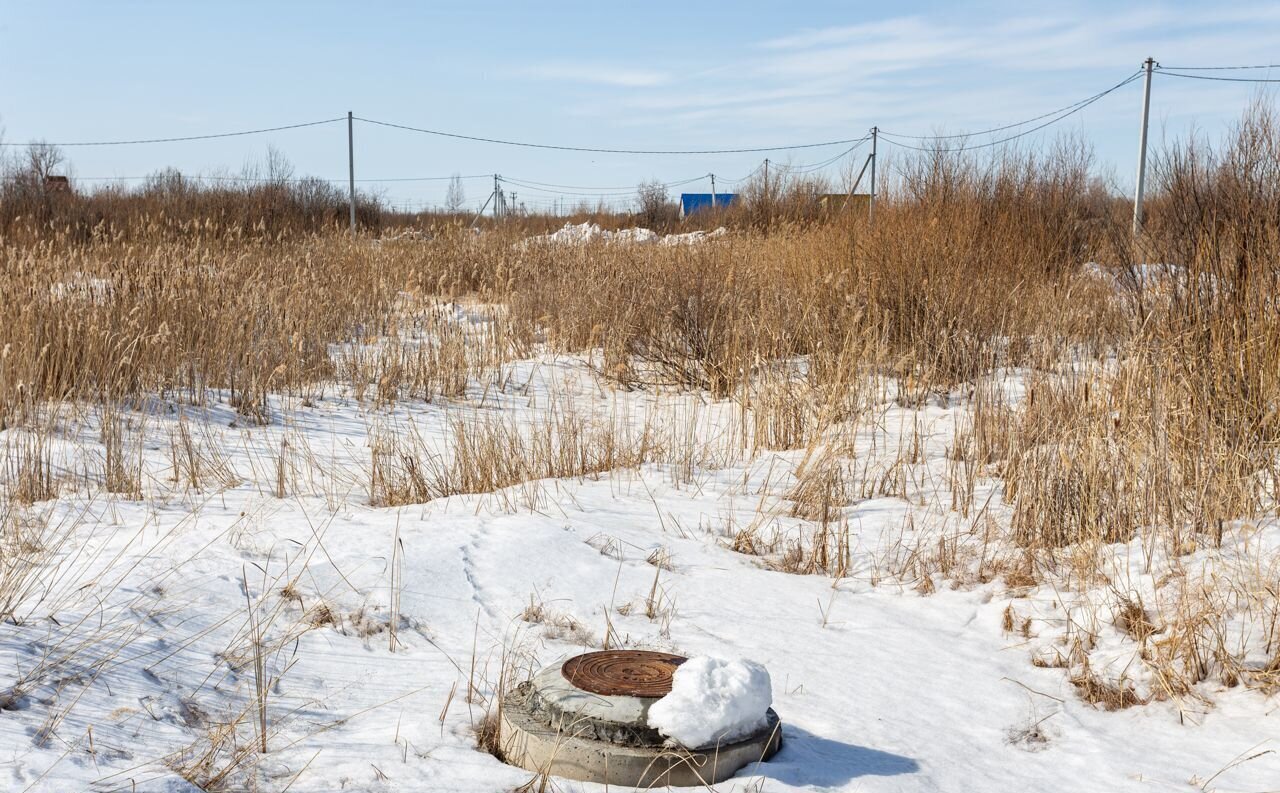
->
1, 104, 1278, 791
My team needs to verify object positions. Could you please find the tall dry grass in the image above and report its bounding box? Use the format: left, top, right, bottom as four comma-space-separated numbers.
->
0, 147, 385, 243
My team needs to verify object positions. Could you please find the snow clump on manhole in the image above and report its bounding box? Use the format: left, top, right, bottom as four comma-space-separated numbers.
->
647, 656, 772, 749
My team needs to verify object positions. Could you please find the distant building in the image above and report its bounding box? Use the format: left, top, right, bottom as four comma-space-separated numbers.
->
680, 193, 738, 217
44, 175, 72, 193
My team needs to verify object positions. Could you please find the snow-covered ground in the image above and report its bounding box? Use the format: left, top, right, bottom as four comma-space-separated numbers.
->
2, 301, 1278, 793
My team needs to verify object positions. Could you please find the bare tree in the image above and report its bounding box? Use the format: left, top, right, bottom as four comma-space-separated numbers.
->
144, 166, 188, 196
445, 173, 466, 213
636, 179, 678, 230
25, 141, 65, 183
265, 144, 295, 185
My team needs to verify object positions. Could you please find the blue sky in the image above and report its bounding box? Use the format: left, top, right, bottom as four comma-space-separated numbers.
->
2, 1, 1278, 212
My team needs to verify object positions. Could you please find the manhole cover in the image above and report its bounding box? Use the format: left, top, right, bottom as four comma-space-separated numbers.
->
561, 650, 686, 697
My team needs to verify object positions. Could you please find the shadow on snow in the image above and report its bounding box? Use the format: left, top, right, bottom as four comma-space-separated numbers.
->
747, 723, 920, 786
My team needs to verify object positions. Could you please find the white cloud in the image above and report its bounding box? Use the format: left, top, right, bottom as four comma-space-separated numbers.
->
510, 5, 1280, 147
753, 7, 1280, 78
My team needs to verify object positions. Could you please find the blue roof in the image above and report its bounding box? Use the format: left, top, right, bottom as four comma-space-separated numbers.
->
680, 193, 738, 215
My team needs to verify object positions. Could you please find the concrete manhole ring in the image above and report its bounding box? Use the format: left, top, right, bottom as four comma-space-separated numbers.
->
498, 650, 782, 787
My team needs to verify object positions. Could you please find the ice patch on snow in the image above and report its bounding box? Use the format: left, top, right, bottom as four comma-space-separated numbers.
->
647, 656, 772, 749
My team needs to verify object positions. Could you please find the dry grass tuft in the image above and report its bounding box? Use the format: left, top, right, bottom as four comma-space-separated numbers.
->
1070, 666, 1146, 711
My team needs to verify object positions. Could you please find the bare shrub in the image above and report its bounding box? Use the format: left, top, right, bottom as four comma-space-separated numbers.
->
635, 179, 679, 232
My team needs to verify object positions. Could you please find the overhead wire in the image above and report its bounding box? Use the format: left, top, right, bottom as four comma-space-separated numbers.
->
0, 173, 493, 184
1154, 69, 1280, 83
353, 116, 869, 155
1155, 63, 1280, 71
878, 71, 1146, 152
496, 173, 708, 193
352, 174, 491, 183
2, 66, 1270, 209
716, 162, 765, 185
0, 117, 346, 147
776, 136, 872, 174
496, 180, 657, 198
507, 137, 870, 201
878, 70, 1144, 141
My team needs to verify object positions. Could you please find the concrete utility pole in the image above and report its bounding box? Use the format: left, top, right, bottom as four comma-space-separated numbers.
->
757, 158, 768, 222
709, 173, 717, 209
347, 111, 356, 234
493, 174, 501, 220
869, 126, 878, 223
1133, 57, 1156, 234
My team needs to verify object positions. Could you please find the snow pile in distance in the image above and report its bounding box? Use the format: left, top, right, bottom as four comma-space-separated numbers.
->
647, 656, 772, 749
529, 222, 726, 246
535, 222, 613, 244
660, 227, 727, 245
375, 229, 432, 243
611, 226, 660, 244
49, 273, 113, 304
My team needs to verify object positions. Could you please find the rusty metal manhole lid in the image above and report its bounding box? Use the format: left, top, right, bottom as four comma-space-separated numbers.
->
561, 650, 687, 697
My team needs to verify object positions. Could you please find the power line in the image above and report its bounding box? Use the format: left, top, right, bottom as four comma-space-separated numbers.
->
353, 116, 870, 155
779, 137, 872, 174
707, 139, 871, 187
497, 174, 708, 193
1156, 63, 1280, 71
0, 117, 346, 147
878, 71, 1144, 141
1155, 69, 1280, 83
3, 63, 1272, 205
0, 173, 493, 185
718, 162, 766, 184
354, 174, 491, 183
0, 65, 1266, 160
496, 180, 654, 198
878, 72, 1146, 152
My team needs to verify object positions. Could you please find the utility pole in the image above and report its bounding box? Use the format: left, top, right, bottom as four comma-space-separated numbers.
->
347, 111, 356, 234
869, 126, 878, 223
493, 174, 501, 220
710, 173, 717, 210
1133, 57, 1155, 234
763, 158, 773, 215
